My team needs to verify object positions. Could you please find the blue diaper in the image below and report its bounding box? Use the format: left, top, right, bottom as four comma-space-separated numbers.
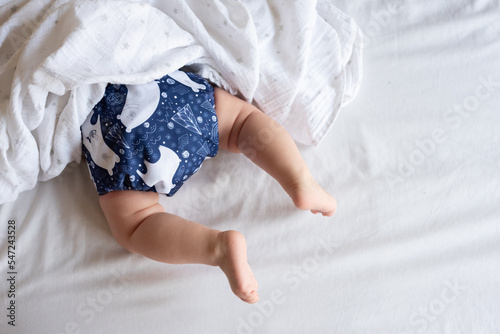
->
81, 70, 219, 196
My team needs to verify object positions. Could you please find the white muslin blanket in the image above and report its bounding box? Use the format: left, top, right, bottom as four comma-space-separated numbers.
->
0, 0, 362, 204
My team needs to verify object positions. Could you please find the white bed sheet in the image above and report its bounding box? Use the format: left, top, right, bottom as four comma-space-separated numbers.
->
1, 1, 500, 333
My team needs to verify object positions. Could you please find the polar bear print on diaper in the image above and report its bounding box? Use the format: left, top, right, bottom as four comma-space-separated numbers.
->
82, 114, 120, 175
168, 70, 207, 92
136, 145, 181, 194
117, 81, 161, 133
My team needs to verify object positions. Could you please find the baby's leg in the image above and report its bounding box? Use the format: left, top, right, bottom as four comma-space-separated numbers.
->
99, 190, 259, 303
214, 88, 337, 216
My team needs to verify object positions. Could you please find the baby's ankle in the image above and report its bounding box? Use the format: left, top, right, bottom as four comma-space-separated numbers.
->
284, 174, 316, 208
213, 230, 244, 266
204, 230, 224, 267
285, 174, 337, 216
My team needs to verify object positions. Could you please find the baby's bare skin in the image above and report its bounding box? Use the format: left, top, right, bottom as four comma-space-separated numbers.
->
99, 87, 336, 303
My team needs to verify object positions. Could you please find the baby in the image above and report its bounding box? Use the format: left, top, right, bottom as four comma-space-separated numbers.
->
81, 70, 337, 304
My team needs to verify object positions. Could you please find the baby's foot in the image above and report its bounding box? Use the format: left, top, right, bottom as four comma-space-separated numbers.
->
216, 230, 259, 304
287, 175, 337, 217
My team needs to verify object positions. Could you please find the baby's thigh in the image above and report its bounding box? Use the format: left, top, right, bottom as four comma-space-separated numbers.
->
213, 88, 254, 153
99, 191, 164, 247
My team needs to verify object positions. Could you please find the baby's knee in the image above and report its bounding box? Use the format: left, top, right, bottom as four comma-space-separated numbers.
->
98, 191, 163, 252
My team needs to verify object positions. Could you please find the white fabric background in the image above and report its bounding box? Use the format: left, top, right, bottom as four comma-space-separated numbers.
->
1, 0, 500, 333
